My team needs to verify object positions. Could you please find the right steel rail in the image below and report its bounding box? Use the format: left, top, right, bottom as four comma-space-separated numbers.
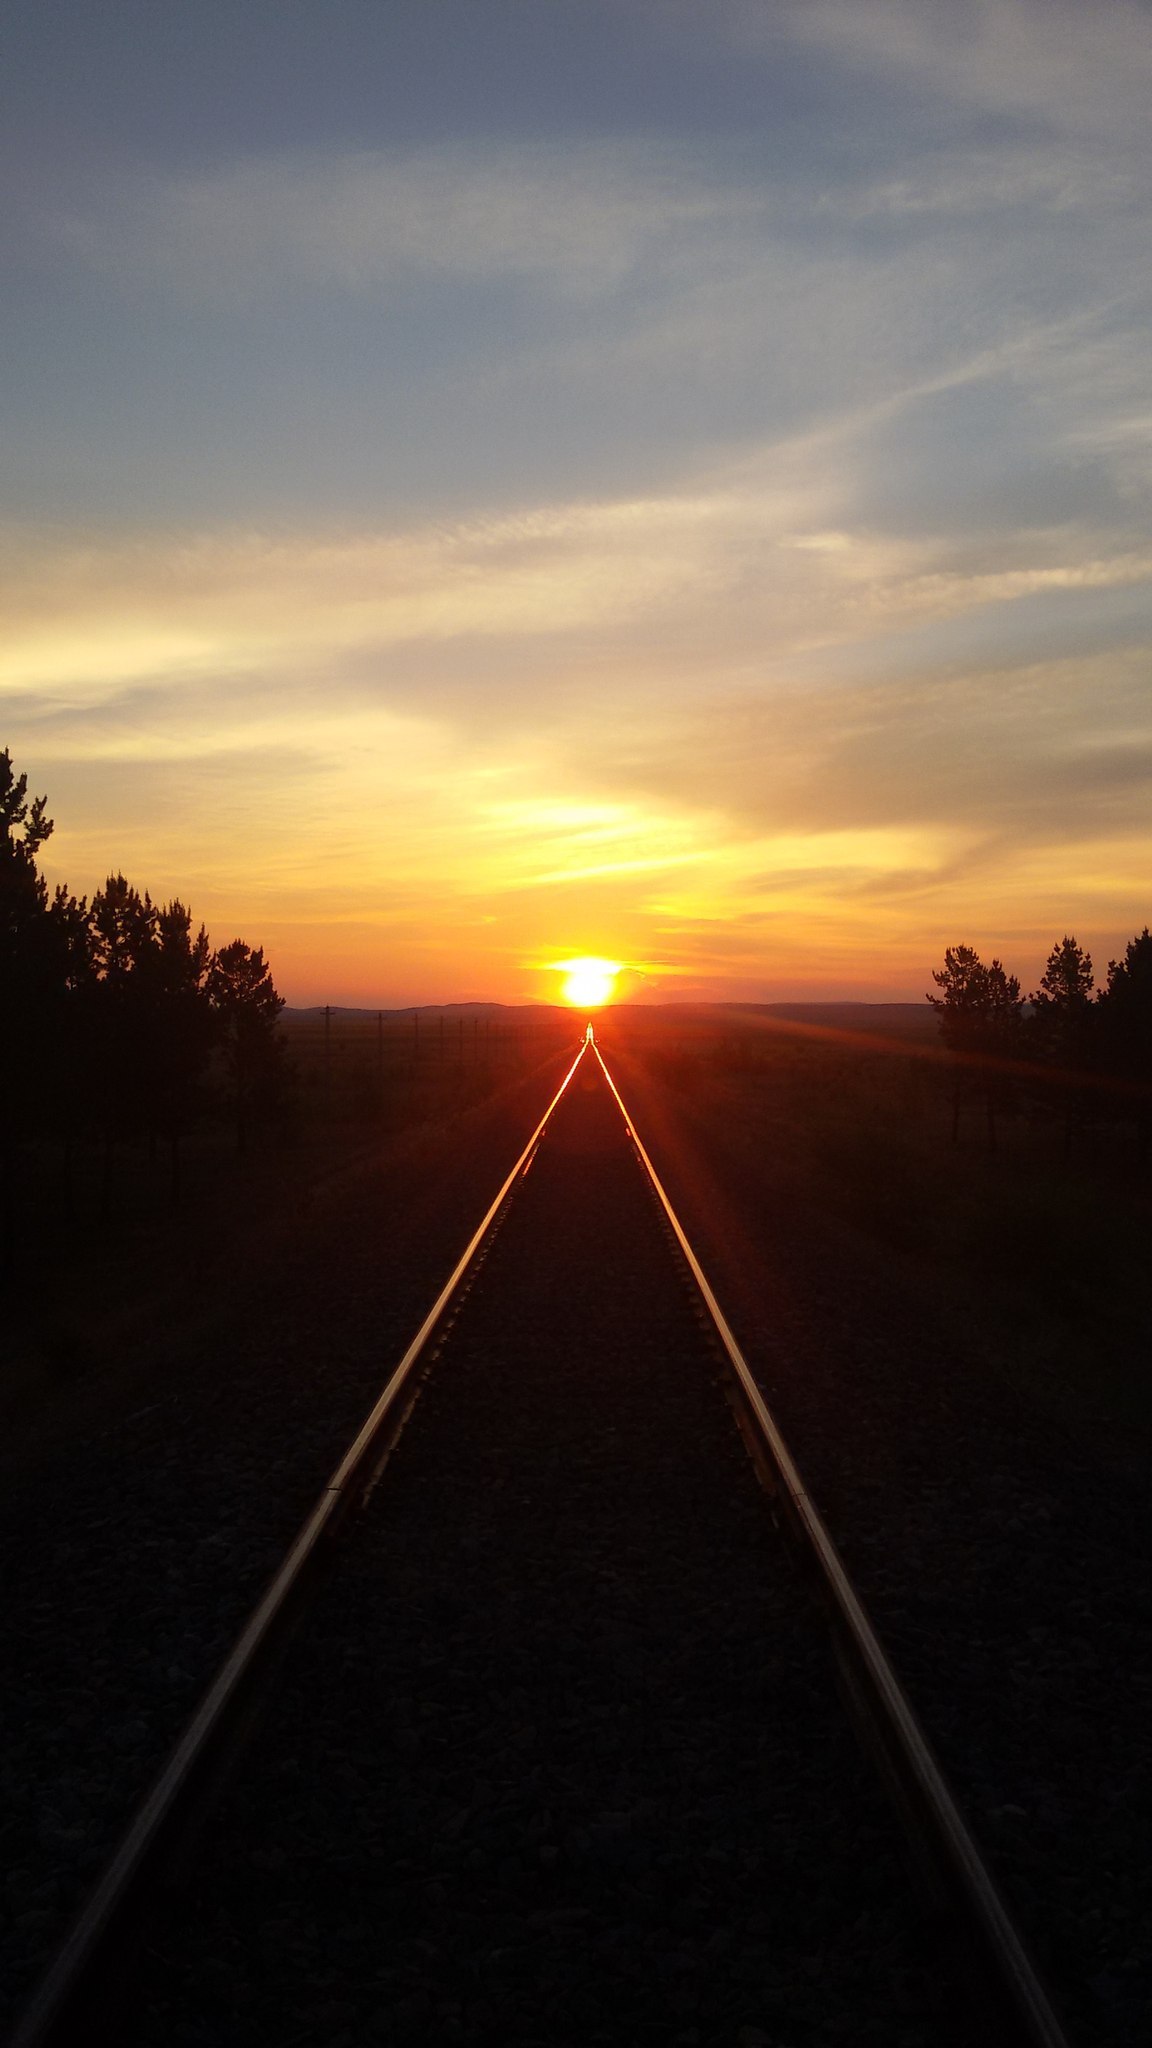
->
594, 1041, 1072, 2048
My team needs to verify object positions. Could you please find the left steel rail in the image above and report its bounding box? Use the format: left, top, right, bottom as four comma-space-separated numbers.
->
12, 1041, 590, 2048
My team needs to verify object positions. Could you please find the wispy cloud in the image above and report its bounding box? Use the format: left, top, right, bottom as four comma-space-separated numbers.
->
9, 465, 1150, 1003
772, 0, 1152, 142
51, 142, 759, 302
5, 393, 1147, 718
6, 0, 1152, 1001
827, 150, 1146, 222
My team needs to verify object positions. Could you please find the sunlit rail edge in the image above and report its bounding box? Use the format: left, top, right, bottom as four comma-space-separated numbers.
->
11, 1040, 593, 2048
593, 1040, 1071, 2048
15, 1033, 1072, 2048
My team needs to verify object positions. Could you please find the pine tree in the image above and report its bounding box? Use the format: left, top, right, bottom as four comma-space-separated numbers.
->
148, 901, 215, 1192
89, 874, 160, 1146
1, 749, 91, 1254
927, 944, 1022, 1150
1028, 936, 1095, 1156
208, 939, 287, 1150
1098, 928, 1152, 1158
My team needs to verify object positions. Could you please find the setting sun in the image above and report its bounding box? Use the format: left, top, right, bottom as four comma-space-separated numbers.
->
556, 957, 621, 1008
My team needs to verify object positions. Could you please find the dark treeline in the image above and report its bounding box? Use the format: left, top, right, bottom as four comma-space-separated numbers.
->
929, 932, 1152, 1155
2, 747, 287, 1249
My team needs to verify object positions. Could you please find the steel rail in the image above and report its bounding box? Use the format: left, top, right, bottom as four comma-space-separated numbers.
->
12, 1041, 592, 2048
592, 1040, 1071, 2048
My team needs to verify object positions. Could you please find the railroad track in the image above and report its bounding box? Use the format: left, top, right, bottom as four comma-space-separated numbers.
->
13, 1034, 1070, 2046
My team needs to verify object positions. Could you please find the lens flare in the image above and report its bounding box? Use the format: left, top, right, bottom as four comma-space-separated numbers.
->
556, 957, 620, 1008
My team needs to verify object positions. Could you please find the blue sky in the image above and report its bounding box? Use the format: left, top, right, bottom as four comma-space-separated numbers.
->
4, 0, 1151, 1003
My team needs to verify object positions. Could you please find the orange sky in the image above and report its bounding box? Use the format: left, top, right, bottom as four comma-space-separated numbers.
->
6, 2, 1152, 1006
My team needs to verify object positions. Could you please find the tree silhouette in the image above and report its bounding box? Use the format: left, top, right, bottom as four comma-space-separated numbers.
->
1028, 936, 1095, 1158
1, 749, 93, 1251
928, 943, 1023, 1150
87, 877, 219, 1187
1, 746, 52, 908
2, 750, 51, 1257
1, 749, 61, 1054
89, 874, 161, 1150
208, 939, 287, 1150
3, 742, 294, 1247
1098, 928, 1152, 1158
145, 901, 215, 1193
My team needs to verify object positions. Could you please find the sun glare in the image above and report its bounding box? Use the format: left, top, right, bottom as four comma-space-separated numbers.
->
557, 956, 621, 1008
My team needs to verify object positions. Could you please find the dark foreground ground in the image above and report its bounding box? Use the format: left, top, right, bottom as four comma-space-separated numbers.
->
604, 1011, 1152, 2046
2, 1038, 577, 2035
4, 1006, 1151, 2042
131, 1050, 964, 2046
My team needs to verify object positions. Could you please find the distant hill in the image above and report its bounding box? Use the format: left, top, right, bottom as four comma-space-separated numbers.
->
283, 999, 936, 1040
753, 1002, 936, 1041
283, 1002, 534, 1019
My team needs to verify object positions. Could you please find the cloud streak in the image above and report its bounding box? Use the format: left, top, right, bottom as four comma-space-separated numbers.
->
773, 0, 1152, 143
52, 142, 761, 302
4, 0, 1152, 1001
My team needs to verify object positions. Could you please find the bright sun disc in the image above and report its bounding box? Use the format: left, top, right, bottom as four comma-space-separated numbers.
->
558, 956, 620, 1008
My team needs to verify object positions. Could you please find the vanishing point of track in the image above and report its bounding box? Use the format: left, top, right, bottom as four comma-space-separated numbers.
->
13, 1034, 1070, 2046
